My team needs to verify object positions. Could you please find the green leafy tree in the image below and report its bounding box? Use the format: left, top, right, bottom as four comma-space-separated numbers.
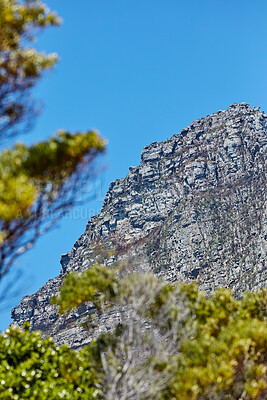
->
53, 266, 267, 400
165, 287, 267, 400
0, 0, 105, 283
0, 131, 105, 280
0, 0, 60, 139
1, 266, 266, 399
0, 323, 101, 399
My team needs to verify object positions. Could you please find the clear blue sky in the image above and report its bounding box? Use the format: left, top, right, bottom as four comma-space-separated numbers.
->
1, 0, 267, 329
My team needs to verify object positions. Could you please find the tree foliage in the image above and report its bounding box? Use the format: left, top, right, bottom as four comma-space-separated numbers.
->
1, 267, 266, 399
0, 322, 100, 399
0, 0, 60, 140
0, 0, 106, 281
51, 266, 267, 400
0, 130, 105, 279
51, 265, 120, 315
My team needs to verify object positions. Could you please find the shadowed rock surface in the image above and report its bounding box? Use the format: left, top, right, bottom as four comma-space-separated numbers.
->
12, 103, 267, 349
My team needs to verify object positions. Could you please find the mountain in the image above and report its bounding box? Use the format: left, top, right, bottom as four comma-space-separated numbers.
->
11, 103, 267, 349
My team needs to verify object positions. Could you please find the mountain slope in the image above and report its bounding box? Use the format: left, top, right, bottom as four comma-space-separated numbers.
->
12, 103, 267, 348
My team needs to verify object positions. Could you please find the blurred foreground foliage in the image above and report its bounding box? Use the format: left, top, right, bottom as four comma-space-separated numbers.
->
52, 267, 267, 400
3, 267, 266, 399
0, 322, 101, 399
0, 0, 60, 139
0, 0, 105, 281
0, 129, 105, 279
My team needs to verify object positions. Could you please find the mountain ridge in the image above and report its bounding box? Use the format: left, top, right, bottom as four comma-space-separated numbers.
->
11, 102, 267, 349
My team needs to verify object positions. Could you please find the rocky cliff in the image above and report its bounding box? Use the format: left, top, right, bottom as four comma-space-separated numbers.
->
11, 103, 267, 349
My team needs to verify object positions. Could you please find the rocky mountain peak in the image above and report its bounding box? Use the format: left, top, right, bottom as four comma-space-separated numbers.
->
11, 103, 267, 348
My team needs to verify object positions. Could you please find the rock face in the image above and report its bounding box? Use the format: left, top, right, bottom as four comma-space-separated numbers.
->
12, 103, 267, 349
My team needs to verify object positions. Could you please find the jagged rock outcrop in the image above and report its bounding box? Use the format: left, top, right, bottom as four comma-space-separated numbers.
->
12, 103, 267, 349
